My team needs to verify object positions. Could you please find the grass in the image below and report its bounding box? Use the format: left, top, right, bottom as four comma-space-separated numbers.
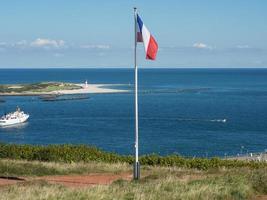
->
0, 175, 253, 200
0, 159, 267, 199
0, 144, 267, 199
0, 159, 130, 176
0, 82, 82, 93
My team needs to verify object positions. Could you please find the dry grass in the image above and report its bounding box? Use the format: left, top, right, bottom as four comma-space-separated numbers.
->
0, 159, 266, 200
0, 174, 253, 200
0, 159, 131, 176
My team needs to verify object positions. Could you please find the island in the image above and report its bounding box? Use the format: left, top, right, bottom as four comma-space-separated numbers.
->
0, 82, 128, 96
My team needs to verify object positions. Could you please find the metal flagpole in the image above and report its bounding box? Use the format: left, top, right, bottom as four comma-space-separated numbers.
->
133, 7, 140, 180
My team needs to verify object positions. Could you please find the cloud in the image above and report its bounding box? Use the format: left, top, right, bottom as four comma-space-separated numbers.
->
193, 42, 212, 49
236, 45, 250, 49
53, 53, 64, 57
0, 39, 113, 54
80, 44, 110, 50
16, 40, 27, 46
0, 42, 8, 52
12, 40, 28, 49
0, 39, 66, 51
0, 42, 7, 46
30, 38, 66, 48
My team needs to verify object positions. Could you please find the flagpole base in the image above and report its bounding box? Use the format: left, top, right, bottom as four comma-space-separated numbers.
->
133, 162, 140, 180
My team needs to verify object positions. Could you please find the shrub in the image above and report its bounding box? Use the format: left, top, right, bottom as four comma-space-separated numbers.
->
0, 143, 266, 170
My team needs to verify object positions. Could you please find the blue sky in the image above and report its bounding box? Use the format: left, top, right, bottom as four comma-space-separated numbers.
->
0, 0, 266, 68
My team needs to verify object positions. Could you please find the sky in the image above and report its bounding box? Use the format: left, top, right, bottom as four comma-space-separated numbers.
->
0, 0, 266, 68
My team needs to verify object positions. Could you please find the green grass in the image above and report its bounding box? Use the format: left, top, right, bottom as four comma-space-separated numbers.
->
0, 159, 266, 200
0, 82, 81, 93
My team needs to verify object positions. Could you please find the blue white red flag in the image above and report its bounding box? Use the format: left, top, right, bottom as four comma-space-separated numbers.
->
136, 14, 158, 60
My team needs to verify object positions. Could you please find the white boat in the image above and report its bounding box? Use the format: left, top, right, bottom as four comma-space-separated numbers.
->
0, 107, 29, 127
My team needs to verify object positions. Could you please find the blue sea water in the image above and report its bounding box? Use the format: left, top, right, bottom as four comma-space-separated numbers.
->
0, 68, 267, 157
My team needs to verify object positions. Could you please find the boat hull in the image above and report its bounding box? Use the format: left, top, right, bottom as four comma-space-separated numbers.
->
0, 114, 29, 127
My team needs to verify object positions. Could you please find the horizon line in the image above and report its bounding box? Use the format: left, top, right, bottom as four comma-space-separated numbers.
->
0, 66, 267, 69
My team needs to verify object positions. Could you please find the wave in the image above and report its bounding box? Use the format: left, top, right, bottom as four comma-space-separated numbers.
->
140, 87, 211, 94
31, 116, 227, 123
177, 118, 227, 123
210, 119, 227, 123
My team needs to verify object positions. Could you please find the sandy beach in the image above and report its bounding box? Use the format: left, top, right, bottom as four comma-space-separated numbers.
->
54, 84, 128, 94
0, 83, 129, 96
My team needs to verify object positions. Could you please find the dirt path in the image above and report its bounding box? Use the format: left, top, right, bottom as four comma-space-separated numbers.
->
38, 173, 132, 187
0, 176, 25, 186
0, 173, 131, 188
1, 175, 267, 199
253, 195, 267, 200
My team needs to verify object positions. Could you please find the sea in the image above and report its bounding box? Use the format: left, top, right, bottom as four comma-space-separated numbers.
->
0, 68, 267, 157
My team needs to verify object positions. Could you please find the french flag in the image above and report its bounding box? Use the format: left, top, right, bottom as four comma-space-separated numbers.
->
136, 14, 158, 60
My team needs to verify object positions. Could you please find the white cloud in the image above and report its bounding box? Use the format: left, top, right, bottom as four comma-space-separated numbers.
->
80, 44, 110, 50
0, 39, 66, 51
0, 42, 7, 46
53, 53, 64, 57
0, 42, 8, 52
236, 45, 250, 49
16, 40, 28, 46
193, 42, 212, 50
30, 38, 65, 48
13, 40, 28, 49
0, 40, 112, 53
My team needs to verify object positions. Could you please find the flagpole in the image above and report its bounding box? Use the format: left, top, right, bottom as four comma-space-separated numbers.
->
133, 7, 140, 180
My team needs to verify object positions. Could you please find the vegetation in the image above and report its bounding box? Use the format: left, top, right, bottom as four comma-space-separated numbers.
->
0, 143, 267, 170
0, 159, 130, 176
0, 159, 266, 200
0, 144, 266, 199
0, 82, 81, 94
